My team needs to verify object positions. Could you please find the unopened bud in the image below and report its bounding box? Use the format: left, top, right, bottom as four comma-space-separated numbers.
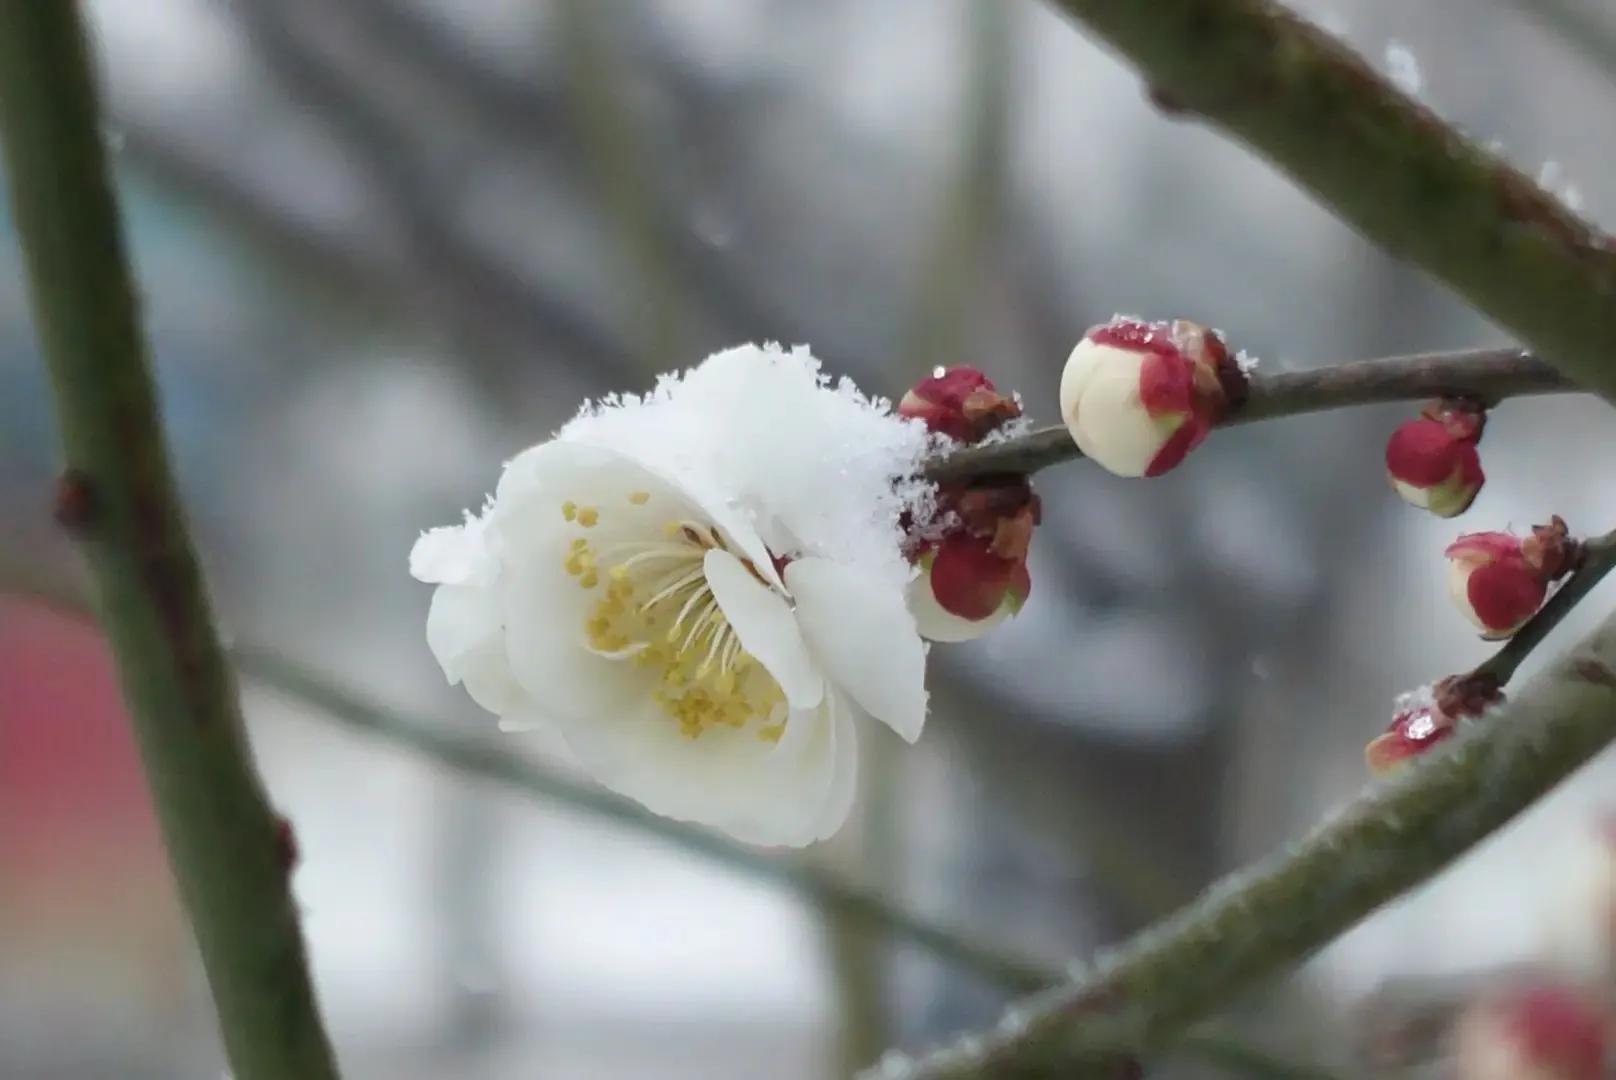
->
1058, 317, 1246, 478
1446, 520, 1577, 639
1366, 675, 1502, 775
1451, 984, 1610, 1080
899, 366, 1021, 444
908, 533, 1030, 643
1386, 400, 1486, 517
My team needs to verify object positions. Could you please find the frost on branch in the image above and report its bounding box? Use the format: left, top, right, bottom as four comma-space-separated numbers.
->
409, 343, 940, 846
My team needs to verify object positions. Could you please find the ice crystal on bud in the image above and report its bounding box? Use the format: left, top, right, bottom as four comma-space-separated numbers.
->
1386, 400, 1486, 518
409, 343, 936, 846
1446, 518, 1578, 639
1367, 674, 1502, 775
1058, 317, 1247, 478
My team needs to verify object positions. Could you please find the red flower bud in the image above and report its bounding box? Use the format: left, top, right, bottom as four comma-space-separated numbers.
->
908, 532, 1030, 643
1447, 520, 1578, 639
1452, 984, 1611, 1080
1366, 675, 1502, 775
1059, 317, 1248, 478
1386, 400, 1486, 518
899, 366, 1022, 444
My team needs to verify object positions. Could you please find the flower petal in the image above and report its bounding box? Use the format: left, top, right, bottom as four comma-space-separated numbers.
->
410, 519, 494, 586
703, 548, 823, 710
508, 692, 846, 847
785, 557, 928, 743
425, 582, 521, 714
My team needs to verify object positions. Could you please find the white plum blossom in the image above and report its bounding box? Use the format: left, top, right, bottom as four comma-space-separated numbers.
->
410, 344, 935, 846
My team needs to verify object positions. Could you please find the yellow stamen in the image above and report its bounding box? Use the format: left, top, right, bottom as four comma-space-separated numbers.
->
628, 491, 651, 505
577, 506, 600, 528
561, 500, 578, 521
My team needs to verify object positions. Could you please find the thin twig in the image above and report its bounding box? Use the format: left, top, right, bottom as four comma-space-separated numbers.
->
1039, 0, 1616, 403
1475, 530, 1616, 686
930, 348, 1573, 481
0, 4, 340, 1078
874, 608, 1616, 1078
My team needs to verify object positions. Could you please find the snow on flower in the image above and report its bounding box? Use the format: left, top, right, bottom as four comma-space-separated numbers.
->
409, 344, 936, 846
1058, 317, 1247, 478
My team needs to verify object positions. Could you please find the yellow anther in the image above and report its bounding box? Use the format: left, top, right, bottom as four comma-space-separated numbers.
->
758, 724, 785, 744
579, 570, 599, 589
561, 500, 578, 521
577, 506, 600, 527
628, 491, 651, 505
609, 565, 630, 582
564, 553, 586, 576
571, 537, 589, 552
663, 521, 683, 538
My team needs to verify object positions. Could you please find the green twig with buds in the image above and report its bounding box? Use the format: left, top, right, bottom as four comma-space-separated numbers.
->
0, 3, 340, 1078
871, 598, 1616, 1079
930, 347, 1573, 482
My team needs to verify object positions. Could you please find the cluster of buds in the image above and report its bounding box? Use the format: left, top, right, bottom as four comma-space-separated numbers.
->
1366, 673, 1503, 775
1446, 517, 1580, 639
1058, 317, 1248, 478
1385, 399, 1487, 517
1450, 984, 1611, 1080
901, 367, 1037, 642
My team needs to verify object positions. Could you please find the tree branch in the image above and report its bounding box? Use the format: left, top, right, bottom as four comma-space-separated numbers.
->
0, 4, 340, 1078
876, 608, 1616, 1078
1038, 0, 1616, 403
929, 347, 1572, 481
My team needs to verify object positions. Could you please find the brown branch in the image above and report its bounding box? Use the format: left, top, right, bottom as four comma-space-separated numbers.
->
929, 347, 1573, 481
0, 3, 340, 1077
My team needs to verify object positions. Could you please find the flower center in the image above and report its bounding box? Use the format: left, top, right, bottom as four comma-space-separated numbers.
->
562, 494, 787, 741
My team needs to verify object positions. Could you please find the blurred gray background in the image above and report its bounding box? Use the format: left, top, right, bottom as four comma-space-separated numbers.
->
5, 1, 1616, 1077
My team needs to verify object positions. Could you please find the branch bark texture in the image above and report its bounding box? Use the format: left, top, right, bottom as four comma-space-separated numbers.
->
931, 348, 1571, 481
0, 4, 340, 1078
1040, 0, 1616, 403
881, 609, 1616, 1078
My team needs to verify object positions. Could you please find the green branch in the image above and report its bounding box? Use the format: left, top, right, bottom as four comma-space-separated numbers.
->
875, 608, 1616, 1078
1037, 0, 1616, 403
0, 4, 340, 1078
930, 347, 1571, 481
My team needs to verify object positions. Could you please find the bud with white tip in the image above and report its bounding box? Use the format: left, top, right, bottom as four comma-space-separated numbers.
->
1446, 518, 1578, 639
1059, 317, 1246, 478
1386, 400, 1486, 517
